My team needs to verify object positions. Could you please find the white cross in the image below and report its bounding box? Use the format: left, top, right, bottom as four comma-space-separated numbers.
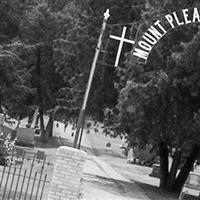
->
104, 9, 110, 20
110, 26, 135, 67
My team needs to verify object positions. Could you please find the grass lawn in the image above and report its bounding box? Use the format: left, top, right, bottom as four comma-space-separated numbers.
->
136, 182, 179, 200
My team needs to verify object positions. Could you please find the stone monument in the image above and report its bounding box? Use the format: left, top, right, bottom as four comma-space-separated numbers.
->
15, 127, 35, 147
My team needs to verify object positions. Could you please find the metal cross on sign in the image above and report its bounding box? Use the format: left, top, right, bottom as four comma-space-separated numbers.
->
110, 26, 135, 67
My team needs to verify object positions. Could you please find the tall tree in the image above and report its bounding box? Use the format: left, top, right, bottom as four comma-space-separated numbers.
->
17, 0, 80, 141
0, 1, 35, 120
108, 0, 200, 191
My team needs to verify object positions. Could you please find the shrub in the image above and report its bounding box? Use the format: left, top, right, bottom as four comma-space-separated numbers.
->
0, 133, 15, 165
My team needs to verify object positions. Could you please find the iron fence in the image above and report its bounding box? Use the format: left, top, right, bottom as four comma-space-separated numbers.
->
0, 147, 54, 200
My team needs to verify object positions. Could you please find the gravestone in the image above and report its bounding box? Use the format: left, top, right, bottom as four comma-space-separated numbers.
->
15, 128, 35, 147
149, 156, 160, 178
149, 164, 160, 178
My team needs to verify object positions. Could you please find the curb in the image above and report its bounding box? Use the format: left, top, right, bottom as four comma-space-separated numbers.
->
91, 155, 130, 182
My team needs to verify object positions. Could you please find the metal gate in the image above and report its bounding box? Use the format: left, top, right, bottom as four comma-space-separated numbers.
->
0, 148, 54, 200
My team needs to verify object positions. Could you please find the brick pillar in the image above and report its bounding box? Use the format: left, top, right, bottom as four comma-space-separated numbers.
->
48, 146, 87, 200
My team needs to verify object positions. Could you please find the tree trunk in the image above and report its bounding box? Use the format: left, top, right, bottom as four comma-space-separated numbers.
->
46, 110, 56, 138
45, 115, 53, 138
16, 119, 20, 129
28, 112, 34, 124
159, 141, 169, 189
174, 144, 200, 191
31, 107, 39, 128
0, 99, 3, 113
39, 107, 46, 143
16, 114, 23, 129
168, 148, 181, 190
35, 114, 39, 128
36, 48, 46, 143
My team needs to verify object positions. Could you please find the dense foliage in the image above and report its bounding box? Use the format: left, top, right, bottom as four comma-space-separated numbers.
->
0, 0, 141, 138
110, 0, 200, 191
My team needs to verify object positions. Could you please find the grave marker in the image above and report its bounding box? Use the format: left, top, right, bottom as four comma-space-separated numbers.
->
15, 128, 35, 147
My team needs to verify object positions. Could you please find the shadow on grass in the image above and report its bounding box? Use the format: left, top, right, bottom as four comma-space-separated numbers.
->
84, 173, 146, 199
34, 136, 73, 148
84, 173, 181, 200
135, 181, 200, 199
81, 145, 124, 159
135, 181, 179, 200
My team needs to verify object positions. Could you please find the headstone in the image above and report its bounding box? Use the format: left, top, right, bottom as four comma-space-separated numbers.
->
149, 156, 160, 178
106, 142, 111, 147
149, 164, 160, 178
15, 128, 35, 147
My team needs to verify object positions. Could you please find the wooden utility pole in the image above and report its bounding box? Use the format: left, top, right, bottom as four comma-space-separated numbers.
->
73, 9, 110, 148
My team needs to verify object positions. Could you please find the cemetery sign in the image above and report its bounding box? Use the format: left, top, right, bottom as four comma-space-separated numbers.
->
133, 7, 200, 63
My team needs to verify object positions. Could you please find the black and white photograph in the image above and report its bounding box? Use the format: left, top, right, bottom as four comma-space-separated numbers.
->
0, 0, 200, 199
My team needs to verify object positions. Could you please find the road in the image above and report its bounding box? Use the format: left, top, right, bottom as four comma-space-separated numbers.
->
80, 128, 181, 200
80, 127, 160, 187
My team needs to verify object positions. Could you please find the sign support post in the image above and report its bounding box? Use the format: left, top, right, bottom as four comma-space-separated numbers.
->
73, 9, 110, 148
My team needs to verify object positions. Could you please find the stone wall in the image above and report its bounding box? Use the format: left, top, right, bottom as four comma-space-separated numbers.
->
48, 146, 87, 200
